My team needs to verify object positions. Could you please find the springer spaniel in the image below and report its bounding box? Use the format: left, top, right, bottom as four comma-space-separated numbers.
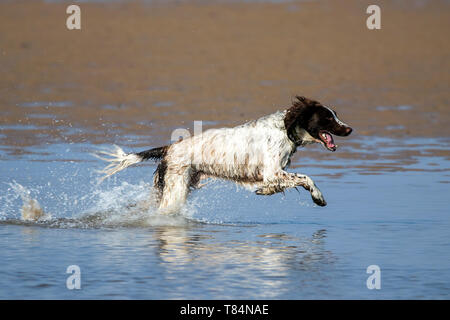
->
95, 96, 352, 213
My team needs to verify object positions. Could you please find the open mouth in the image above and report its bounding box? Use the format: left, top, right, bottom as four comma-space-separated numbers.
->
319, 130, 337, 152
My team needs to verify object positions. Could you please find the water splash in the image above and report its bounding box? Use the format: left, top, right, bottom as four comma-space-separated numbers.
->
8, 181, 50, 221
1, 180, 200, 229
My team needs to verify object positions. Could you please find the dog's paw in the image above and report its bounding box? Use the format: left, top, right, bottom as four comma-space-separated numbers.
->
311, 189, 327, 207
255, 186, 276, 195
312, 196, 327, 207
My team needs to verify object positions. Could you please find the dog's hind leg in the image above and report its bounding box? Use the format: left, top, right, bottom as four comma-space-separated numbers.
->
255, 171, 327, 206
158, 165, 192, 214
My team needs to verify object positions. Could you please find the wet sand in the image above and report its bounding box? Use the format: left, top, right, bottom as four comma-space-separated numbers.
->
0, 0, 449, 157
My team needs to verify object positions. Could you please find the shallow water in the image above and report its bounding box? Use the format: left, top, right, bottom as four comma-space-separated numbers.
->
0, 136, 449, 299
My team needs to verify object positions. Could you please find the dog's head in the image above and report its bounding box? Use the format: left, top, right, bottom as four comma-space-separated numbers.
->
284, 96, 352, 151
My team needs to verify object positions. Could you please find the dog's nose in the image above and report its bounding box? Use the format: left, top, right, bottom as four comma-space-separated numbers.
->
345, 127, 353, 135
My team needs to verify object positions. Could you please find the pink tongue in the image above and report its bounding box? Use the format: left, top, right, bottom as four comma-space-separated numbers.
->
325, 133, 335, 147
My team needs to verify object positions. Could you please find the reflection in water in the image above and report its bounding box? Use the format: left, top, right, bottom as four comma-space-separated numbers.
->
149, 226, 333, 298
43, 221, 335, 299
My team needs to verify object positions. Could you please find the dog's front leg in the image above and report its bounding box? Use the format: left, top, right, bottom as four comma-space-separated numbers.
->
255, 172, 327, 206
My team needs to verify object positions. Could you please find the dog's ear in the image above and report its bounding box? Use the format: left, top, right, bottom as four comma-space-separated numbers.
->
284, 97, 309, 140
295, 95, 307, 103
293, 95, 319, 107
284, 95, 320, 142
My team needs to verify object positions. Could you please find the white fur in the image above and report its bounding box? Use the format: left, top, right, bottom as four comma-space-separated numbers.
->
93, 145, 143, 182
97, 110, 326, 213
324, 106, 348, 127
156, 111, 325, 212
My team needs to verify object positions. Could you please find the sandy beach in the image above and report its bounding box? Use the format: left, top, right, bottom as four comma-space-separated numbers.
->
0, 0, 449, 151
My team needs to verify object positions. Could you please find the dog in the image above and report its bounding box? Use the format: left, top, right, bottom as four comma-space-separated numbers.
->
95, 96, 352, 213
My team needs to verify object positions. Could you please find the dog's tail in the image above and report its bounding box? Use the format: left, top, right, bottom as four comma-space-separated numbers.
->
93, 145, 168, 182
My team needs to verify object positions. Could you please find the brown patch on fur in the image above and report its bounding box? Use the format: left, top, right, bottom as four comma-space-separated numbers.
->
284, 96, 321, 143
137, 145, 168, 161
154, 160, 168, 193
